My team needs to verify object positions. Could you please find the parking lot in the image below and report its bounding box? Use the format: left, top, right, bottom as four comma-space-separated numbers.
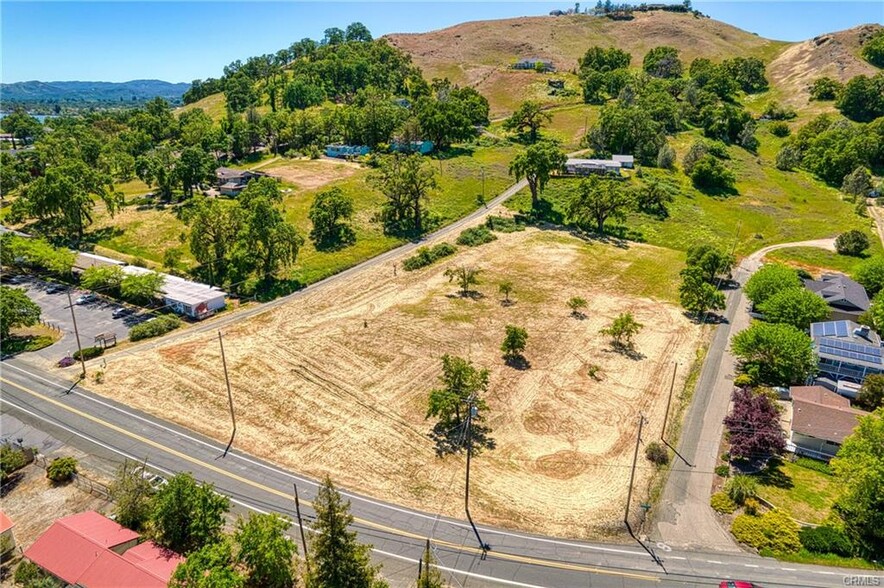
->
5, 275, 150, 362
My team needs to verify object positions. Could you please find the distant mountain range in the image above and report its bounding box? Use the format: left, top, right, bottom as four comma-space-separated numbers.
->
0, 79, 191, 106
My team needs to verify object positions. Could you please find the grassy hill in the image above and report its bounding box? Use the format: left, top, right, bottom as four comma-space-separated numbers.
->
386, 11, 787, 117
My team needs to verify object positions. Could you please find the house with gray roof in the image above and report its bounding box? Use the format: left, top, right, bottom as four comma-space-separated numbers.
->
810, 320, 884, 391
564, 158, 622, 176
803, 273, 870, 321
512, 58, 555, 72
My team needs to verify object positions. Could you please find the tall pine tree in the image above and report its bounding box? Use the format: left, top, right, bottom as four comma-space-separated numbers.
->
307, 477, 388, 588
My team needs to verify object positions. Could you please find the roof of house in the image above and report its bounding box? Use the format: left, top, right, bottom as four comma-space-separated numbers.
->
790, 385, 851, 408
804, 274, 870, 312
810, 320, 884, 369
24, 512, 182, 588
612, 155, 634, 163
792, 388, 867, 444
566, 158, 622, 168
0, 511, 14, 534
121, 265, 226, 306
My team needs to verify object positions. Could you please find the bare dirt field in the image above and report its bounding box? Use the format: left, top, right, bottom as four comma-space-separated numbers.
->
261, 157, 362, 191
97, 227, 703, 538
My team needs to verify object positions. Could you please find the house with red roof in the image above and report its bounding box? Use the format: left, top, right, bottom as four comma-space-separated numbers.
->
23, 511, 184, 588
0, 510, 16, 556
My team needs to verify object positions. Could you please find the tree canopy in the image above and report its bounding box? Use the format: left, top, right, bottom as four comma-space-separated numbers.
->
151, 473, 230, 554
757, 287, 830, 330
724, 387, 785, 460
0, 286, 41, 339
730, 322, 816, 386
743, 263, 802, 306
508, 141, 566, 209
566, 175, 634, 233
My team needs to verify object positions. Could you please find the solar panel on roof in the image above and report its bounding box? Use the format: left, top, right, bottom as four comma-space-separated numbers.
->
811, 324, 823, 337
836, 321, 849, 337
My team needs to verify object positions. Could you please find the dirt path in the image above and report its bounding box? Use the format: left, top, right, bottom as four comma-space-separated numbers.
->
866, 199, 884, 248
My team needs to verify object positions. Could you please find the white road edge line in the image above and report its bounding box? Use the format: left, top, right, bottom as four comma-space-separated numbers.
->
2, 361, 648, 557
706, 560, 723, 565
0, 396, 601, 588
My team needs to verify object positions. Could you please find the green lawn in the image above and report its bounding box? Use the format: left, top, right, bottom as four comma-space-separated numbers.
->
753, 459, 840, 525
765, 247, 872, 275
505, 130, 881, 258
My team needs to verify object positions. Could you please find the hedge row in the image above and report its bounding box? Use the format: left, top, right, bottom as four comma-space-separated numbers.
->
129, 315, 182, 341
402, 243, 457, 271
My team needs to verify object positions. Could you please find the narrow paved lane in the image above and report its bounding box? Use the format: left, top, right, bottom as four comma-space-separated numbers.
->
653, 239, 836, 552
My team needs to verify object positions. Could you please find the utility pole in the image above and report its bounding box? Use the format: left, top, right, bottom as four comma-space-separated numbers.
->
481, 167, 486, 205
293, 483, 310, 571
661, 363, 678, 442
66, 290, 87, 380
464, 398, 490, 557
218, 331, 236, 457
624, 413, 645, 528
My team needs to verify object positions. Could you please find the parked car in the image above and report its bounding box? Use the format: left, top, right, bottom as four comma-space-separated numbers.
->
46, 283, 66, 294
75, 293, 97, 305
2, 274, 26, 284
112, 307, 132, 319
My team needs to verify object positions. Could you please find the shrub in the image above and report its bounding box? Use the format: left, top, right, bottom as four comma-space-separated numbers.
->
690, 155, 735, 192
733, 373, 755, 388
743, 498, 761, 516
762, 101, 797, 121
46, 456, 78, 483
129, 315, 181, 341
799, 525, 854, 557
835, 230, 870, 257
715, 464, 731, 478
645, 441, 669, 466
656, 144, 676, 169
1, 445, 29, 483
769, 121, 790, 137
14, 560, 57, 587
731, 510, 801, 554
402, 243, 457, 271
485, 215, 525, 233
456, 226, 497, 247
725, 475, 758, 505
711, 491, 737, 514
794, 456, 833, 475
72, 346, 104, 361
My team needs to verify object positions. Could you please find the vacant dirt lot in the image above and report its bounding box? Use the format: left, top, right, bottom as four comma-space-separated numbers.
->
261, 157, 362, 191
98, 227, 703, 538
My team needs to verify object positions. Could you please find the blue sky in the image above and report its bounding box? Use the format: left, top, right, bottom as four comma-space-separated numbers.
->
1, 2, 882, 84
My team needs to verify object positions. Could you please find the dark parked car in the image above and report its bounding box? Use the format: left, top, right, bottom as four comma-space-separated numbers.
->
112, 307, 132, 319
46, 283, 66, 294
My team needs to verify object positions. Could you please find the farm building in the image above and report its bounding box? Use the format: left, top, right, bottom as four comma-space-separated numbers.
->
391, 140, 434, 155
512, 58, 555, 72
325, 144, 370, 158
803, 273, 870, 321
612, 155, 635, 168
24, 511, 183, 588
810, 320, 884, 389
787, 385, 867, 460
564, 158, 622, 176
215, 167, 269, 197
73, 251, 126, 273
122, 266, 227, 320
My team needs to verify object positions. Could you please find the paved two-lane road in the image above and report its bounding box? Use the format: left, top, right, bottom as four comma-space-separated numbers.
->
2, 358, 874, 588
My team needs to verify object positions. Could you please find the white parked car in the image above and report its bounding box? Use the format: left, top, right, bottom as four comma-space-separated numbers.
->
75, 293, 97, 305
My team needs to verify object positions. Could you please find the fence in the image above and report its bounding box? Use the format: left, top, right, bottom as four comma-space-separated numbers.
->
31, 452, 111, 500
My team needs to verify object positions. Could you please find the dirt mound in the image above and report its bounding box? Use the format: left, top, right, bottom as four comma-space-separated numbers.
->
768, 24, 882, 107
387, 11, 783, 117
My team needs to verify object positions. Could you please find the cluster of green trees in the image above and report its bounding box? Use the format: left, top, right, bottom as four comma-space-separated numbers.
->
678, 243, 734, 317
185, 178, 302, 292
108, 464, 390, 588
775, 112, 884, 189
578, 44, 764, 167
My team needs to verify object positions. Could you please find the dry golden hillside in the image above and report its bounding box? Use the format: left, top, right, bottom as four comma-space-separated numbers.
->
768, 23, 882, 107
386, 11, 787, 116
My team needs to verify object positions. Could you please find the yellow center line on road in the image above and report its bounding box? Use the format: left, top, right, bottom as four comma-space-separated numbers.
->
1, 376, 659, 583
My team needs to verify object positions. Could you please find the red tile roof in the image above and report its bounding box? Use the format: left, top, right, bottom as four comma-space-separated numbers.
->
23, 512, 183, 588
0, 511, 14, 534
58, 511, 139, 549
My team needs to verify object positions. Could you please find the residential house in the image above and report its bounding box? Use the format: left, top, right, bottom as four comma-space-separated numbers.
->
788, 385, 867, 460
803, 273, 870, 321
0, 511, 15, 556
122, 266, 227, 320
24, 511, 184, 588
810, 320, 884, 392
564, 157, 622, 176
325, 144, 370, 159
512, 58, 555, 72
215, 167, 269, 197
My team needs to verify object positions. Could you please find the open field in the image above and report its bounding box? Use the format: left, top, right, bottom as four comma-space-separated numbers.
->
753, 459, 839, 525
96, 227, 702, 538
764, 247, 869, 275
260, 157, 362, 191
507, 130, 881, 258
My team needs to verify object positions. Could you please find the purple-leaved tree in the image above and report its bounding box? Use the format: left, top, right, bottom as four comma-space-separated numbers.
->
724, 387, 785, 460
